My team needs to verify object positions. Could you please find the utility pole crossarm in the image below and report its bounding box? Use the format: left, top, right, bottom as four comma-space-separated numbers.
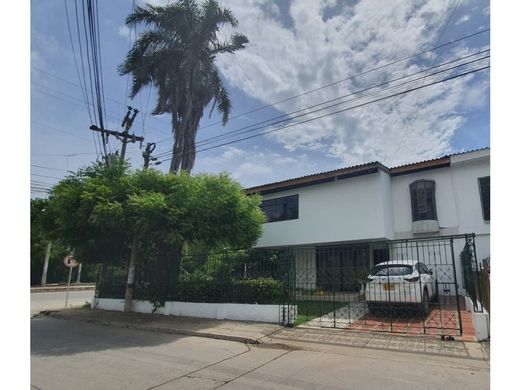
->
89, 125, 144, 142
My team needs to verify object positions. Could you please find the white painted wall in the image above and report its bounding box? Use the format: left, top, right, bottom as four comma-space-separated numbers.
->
391, 167, 459, 237
256, 172, 391, 247
255, 150, 490, 263
391, 152, 490, 261
95, 299, 290, 323
380, 171, 395, 240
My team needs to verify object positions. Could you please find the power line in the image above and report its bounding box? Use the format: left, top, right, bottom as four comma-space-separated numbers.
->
393, 0, 462, 156
197, 28, 489, 131
31, 164, 70, 172
152, 30, 490, 150
191, 51, 489, 151
63, 0, 94, 124
31, 73, 170, 139
32, 152, 97, 157
31, 119, 95, 143
154, 53, 489, 159
31, 173, 64, 180
157, 65, 489, 165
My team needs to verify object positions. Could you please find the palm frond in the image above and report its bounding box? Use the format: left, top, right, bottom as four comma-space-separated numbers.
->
211, 33, 249, 54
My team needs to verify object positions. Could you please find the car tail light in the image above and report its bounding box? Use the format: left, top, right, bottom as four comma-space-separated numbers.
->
404, 276, 419, 282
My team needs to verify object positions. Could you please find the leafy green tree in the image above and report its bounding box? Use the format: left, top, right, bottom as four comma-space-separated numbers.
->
45, 162, 133, 267
30, 198, 69, 285
45, 163, 264, 309
119, 0, 248, 174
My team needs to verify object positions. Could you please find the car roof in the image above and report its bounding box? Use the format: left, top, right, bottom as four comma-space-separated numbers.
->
373, 260, 418, 267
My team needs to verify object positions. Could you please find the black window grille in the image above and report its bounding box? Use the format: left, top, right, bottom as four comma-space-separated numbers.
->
409, 180, 437, 221
478, 176, 490, 221
260, 195, 299, 223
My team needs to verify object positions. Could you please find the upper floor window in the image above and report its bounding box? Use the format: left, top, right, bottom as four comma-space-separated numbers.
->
409, 180, 437, 221
478, 176, 490, 221
260, 195, 299, 223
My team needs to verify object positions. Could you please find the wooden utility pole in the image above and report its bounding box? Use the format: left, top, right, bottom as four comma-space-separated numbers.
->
89, 125, 144, 163
89, 105, 142, 166
120, 107, 139, 162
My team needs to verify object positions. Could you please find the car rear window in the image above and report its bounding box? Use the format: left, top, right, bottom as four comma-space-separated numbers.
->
371, 265, 413, 276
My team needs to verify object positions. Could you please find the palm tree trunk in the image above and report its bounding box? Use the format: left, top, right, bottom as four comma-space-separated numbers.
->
170, 115, 185, 174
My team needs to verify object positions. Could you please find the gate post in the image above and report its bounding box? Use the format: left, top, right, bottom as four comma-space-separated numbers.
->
470, 233, 484, 312
450, 237, 463, 336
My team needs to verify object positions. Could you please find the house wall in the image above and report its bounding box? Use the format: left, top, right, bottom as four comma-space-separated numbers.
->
380, 171, 395, 240
450, 153, 490, 262
255, 172, 391, 248
391, 167, 459, 238
391, 152, 490, 261
254, 150, 490, 294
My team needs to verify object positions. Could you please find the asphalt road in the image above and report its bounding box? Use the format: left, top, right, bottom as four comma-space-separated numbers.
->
31, 317, 489, 390
31, 291, 95, 315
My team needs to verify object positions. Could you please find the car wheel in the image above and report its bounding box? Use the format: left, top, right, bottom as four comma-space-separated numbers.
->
421, 289, 430, 317
367, 303, 377, 314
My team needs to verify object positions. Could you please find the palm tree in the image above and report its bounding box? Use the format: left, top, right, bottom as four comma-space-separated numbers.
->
119, 0, 248, 174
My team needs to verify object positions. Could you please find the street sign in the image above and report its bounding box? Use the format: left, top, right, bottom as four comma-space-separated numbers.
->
63, 255, 79, 308
64, 255, 79, 268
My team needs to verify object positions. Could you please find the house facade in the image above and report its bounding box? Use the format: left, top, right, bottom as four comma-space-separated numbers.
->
246, 148, 490, 294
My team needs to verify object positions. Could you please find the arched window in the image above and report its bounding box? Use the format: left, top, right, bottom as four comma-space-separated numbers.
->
409, 180, 437, 221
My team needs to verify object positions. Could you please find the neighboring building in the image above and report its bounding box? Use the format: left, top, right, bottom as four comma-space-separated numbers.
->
245, 148, 490, 294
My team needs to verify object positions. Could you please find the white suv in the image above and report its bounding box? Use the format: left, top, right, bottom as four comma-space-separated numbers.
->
365, 260, 437, 316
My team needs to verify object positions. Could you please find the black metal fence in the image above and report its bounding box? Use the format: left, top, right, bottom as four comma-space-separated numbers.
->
460, 234, 487, 312
95, 234, 486, 336
287, 236, 467, 336
96, 248, 293, 306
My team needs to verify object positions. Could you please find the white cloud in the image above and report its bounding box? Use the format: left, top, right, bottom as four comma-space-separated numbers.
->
216, 0, 489, 168
118, 25, 131, 39
455, 14, 471, 25
196, 146, 323, 187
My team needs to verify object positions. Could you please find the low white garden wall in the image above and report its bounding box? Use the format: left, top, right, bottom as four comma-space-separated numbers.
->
93, 298, 292, 324
465, 296, 490, 341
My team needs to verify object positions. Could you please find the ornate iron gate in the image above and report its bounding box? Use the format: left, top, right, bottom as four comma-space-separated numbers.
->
285, 235, 476, 337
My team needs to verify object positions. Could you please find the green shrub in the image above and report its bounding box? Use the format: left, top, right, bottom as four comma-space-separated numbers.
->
174, 273, 286, 304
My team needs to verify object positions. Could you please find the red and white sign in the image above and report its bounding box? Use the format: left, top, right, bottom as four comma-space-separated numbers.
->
64, 255, 79, 268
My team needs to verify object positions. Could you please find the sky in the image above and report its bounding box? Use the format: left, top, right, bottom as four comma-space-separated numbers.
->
31, 0, 490, 196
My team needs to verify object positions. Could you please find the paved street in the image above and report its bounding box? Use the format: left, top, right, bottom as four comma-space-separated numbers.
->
31, 317, 489, 390
31, 291, 95, 315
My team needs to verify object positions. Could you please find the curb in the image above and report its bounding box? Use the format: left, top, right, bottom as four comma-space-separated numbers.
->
45, 311, 261, 345
31, 286, 96, 293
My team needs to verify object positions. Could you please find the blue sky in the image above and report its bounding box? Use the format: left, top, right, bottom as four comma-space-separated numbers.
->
31, 0, 490, 196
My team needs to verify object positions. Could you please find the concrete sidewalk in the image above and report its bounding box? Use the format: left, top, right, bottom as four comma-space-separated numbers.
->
41, 308, 489, 362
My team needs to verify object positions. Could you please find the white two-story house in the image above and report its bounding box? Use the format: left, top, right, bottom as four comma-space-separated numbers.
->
246, 148, 490, 293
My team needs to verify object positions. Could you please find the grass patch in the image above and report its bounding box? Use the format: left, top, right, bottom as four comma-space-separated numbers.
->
295, 300, 348, 326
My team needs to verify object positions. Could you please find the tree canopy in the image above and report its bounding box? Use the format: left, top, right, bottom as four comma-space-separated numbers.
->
119, 0, 248, 173
45, 162, 265, 265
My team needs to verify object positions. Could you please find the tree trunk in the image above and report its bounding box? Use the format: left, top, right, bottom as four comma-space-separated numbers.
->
170, 121, 184, 174
124, 238, 138, 312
